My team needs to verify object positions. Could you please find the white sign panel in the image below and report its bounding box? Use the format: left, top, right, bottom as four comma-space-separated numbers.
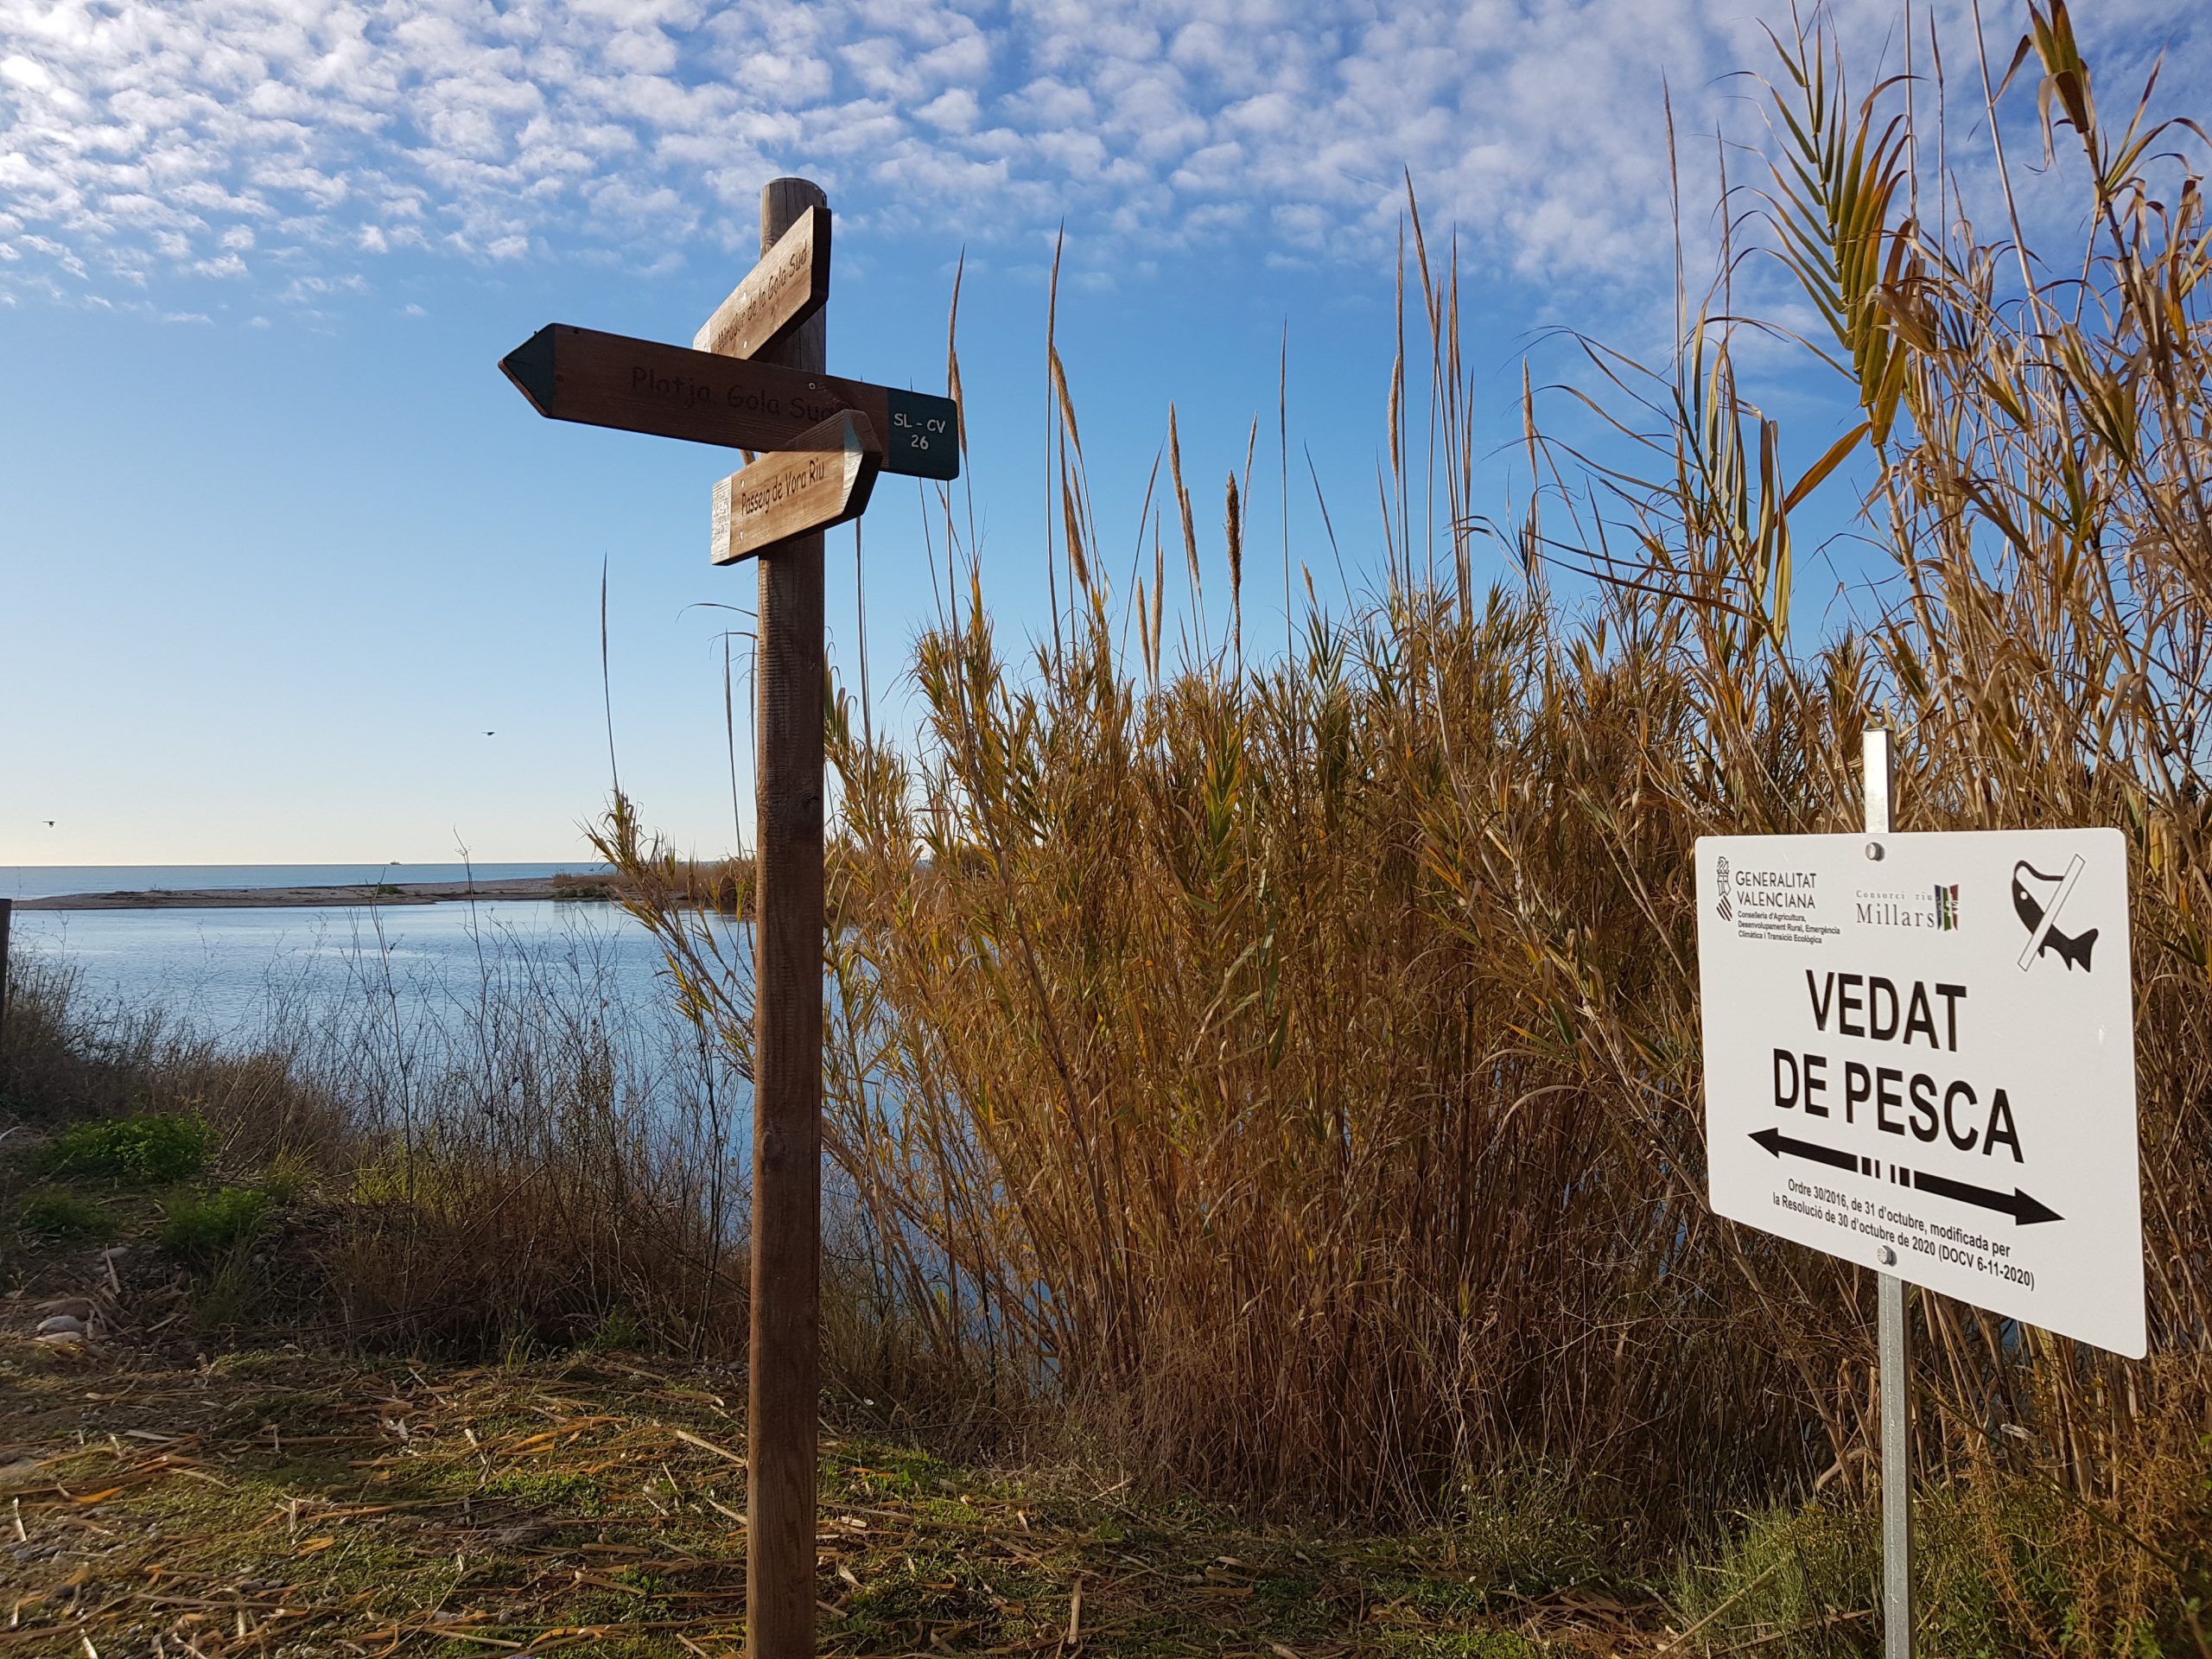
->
1696, 829, 2143, 1357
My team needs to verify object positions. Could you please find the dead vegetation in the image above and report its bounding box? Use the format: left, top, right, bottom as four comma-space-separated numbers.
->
604, 5, 2212, 1649
0, 1329, 1674, 1657
5, 3, 2212, 1653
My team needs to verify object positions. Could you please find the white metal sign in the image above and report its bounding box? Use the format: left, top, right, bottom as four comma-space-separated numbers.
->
1695, 829, 2143, 1357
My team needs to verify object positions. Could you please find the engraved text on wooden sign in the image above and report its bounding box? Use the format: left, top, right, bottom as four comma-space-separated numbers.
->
499, 324, 959, 481
694, 205, 830, 360
710, 412, 880, 563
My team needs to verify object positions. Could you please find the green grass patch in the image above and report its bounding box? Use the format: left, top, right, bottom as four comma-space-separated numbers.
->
1452, 1463, 1619, 1596
162, 1185, 270, 1260
830, 1440, 956, 1501
482, 1470, 605, 1515
16, 1189, 109, 1239
1671, 1503, 1875, 1658
257, 1149, 318, 1203
836, 1548, 1005, 1651
581, 1306, 645, 1351
1379, 1636, 1548, 1658
42, 1113, 213, 1183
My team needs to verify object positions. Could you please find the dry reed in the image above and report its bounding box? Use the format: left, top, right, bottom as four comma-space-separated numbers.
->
598, 3, 2212, 1643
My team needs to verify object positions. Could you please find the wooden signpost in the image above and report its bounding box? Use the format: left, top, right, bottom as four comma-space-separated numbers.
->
499, 323, 958, 482
711, 412, 880, 566
500, 177, 956, 1659
696, 203, 830, 360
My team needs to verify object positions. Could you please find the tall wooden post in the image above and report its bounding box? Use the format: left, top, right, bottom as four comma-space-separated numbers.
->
0, 896, 12, 1034
499, 168, 954, 1657
748, 175, 828, 1659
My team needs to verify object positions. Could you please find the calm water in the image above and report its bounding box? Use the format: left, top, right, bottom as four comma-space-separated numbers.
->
2, 862, 603, 901
3, 868, 700, 1051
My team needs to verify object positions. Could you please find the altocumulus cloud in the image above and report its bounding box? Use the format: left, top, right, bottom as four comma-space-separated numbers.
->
0, 0, 2199, 312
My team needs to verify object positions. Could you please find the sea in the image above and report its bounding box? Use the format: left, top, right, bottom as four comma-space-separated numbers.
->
0, 862, 595, 902
1, 863, 696, 1048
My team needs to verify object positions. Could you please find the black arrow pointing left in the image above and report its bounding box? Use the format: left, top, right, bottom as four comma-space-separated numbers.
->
1748, 1129, 2063, 1226
1749, 1126, 1859, 1174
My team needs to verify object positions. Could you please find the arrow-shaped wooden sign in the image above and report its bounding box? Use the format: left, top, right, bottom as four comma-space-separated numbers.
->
710, 411, 880, 564
498, 324, 959, 481
694, 204, 829, 360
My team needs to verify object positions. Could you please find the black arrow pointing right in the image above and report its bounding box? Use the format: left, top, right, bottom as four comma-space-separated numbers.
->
1750, 1126, 1859, 1173
1911, 1168, 2063, 1226
1748, 1129, 2065, 1226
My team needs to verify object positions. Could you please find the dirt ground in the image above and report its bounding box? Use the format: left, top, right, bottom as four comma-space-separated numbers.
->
1, 1273, 1675, 1657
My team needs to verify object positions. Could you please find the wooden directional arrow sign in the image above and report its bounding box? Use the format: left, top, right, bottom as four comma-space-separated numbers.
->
498, 324, 959, 481
710, 412, 880, 564
695, 204, 830, 360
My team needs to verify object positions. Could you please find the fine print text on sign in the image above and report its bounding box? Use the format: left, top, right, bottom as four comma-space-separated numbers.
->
1695, 829, 2143, 1357
499, 324, 960, 482
710, 412, 880, 564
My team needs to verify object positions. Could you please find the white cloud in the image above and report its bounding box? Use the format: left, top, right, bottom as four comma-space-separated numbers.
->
917, 86, 979, 133
1, 52, 53, 90
0, 0, 2201, 312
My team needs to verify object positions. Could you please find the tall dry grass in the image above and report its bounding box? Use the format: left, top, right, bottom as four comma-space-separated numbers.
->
603, 1, 2212, 1639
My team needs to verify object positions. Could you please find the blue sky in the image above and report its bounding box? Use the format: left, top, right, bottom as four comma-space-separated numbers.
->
2, 0, 2200, 865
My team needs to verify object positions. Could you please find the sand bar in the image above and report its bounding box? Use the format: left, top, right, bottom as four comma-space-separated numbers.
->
16, 875, 616, 911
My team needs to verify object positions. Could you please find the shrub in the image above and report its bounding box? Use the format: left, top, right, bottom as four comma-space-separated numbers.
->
1675, 1478, 2187, 1657
44, 1114, 213, 1184
162, 1186, 270, 1261
257, 1150, 317, 1204
16, 1190, 108, 1240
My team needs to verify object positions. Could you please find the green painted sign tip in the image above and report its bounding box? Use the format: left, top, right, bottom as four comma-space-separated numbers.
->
499, 326, 557, 416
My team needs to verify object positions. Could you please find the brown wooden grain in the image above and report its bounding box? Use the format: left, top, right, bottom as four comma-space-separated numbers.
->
746, 174, 828, 1659
709, 412, 880, 566
694, 204, 830, 360
499, 324, 956, 480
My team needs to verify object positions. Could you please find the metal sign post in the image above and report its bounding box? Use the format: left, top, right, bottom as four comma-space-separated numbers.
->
1866, 728, 1914, 1657
1694, 727, 2145, 1653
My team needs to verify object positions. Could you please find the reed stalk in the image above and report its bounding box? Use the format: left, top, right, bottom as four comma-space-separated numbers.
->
607, 3, 2212, 1638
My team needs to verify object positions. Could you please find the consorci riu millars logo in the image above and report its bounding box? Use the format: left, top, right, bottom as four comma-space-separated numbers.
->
1715, 855, 1732, 921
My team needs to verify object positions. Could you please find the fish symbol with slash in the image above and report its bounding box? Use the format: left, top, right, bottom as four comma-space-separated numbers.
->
2012, 858, 2098, 971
